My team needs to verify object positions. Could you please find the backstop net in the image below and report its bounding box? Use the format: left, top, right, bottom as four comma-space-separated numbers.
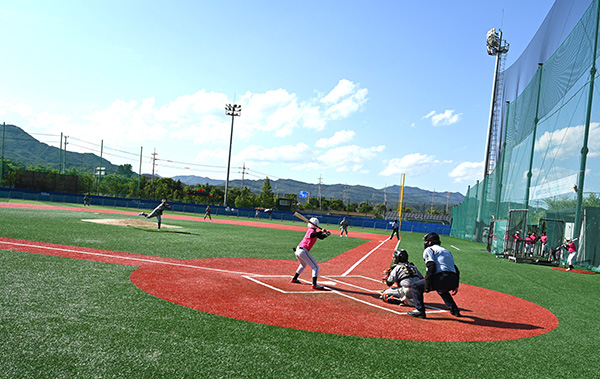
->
451, 0, 600, 271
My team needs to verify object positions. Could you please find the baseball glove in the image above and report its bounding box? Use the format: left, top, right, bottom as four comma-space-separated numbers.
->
381, 268, 392, 282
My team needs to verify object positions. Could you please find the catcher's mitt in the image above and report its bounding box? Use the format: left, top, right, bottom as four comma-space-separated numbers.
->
381, 268, 392, 282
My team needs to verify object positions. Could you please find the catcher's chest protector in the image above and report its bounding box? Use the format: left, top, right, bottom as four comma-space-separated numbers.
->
399, 263, 417, 279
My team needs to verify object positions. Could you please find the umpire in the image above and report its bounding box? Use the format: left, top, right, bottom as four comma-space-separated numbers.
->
407, 232, 461, 319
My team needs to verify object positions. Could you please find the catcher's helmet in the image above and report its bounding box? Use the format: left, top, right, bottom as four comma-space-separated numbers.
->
309, 217, 320, 228
392, 249, 409, 264
423, 232, 441, 248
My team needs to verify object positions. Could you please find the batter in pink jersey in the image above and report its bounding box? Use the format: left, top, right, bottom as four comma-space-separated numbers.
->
291, 217, 331, 290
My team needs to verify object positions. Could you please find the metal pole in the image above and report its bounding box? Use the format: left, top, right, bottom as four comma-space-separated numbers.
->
398, 173, 405, 228
97, 140, 103, 195
59, 132, 63, 173
63, 136, 68, 173
138, 146, 143, 196
224, 114, 235, 207
524, 63, 544, 210
483, 33, 503, 177
495, 101, 511, 219
0, 122, 5, 186
574, 0, 600, 240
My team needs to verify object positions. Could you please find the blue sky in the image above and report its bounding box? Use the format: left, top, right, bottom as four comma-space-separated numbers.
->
0, 0, 556, 194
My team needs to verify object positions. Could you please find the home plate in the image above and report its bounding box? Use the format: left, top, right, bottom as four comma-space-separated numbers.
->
320, 281, 337, 286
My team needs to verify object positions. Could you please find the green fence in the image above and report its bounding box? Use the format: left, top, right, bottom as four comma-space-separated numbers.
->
452, 0, 600, 271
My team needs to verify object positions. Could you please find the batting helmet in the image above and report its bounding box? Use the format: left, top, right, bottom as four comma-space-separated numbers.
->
392, 249, 409, 264
423, 232, 441, 248
309, 217, 320, 228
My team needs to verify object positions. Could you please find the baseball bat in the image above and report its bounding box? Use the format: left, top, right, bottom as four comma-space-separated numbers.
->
294, 212, 330, 234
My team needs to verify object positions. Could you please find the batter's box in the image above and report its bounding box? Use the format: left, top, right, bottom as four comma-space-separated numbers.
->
321, 275, 383, 293
242, 275, 334, 294
243, 274, 382, 294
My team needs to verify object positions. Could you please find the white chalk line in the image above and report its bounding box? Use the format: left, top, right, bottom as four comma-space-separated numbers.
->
341, 239, 389, 276
1, 239, 446, 315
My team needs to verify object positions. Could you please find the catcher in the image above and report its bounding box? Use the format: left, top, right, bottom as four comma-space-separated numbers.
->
380, 249, 423, 306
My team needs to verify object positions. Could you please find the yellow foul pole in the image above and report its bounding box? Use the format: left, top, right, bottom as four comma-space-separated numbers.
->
398, 173, 405, 228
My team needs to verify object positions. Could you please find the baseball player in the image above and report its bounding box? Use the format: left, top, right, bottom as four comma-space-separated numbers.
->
380, 249, 423, 306
139, 199, 171, 231
204, 205, 212, 221
389, 219, 400, 240
339, 217, 349, 237
290, 217, 331, 290
563, 238, 578, 271
408, 232, 461, 319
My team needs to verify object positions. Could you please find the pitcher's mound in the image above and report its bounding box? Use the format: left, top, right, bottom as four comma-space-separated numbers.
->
82, 219, 181, 229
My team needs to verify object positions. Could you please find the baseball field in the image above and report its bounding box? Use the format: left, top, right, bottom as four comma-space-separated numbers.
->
0, 201, 598, 378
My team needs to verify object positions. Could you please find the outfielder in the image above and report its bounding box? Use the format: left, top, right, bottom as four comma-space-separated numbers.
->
139, 199, 171, 231
380, 249, 423, 306
290, 217, 331, 290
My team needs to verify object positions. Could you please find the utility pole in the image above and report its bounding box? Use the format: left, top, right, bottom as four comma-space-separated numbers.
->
224, 103, 242, 207
0, 122, 5, 186
318, 174, 323, 210
96, 140, 104, 195
0, 122, 6, 187
63, 135, 68, 173
151, 148, 157, 199
59, 133, 63, 173
241, 162, 246, 188
137, 146, 143, 197
384, 184, 387, 210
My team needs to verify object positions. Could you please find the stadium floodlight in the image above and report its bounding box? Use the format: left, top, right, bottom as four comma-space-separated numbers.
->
483, 28, 510, 178
224, 103, 242, 207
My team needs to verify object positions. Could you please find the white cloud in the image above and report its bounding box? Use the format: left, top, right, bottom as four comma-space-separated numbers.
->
535, 122, 600, 159
380, 153, 443, 177
235, 143, 312, 164
0, 100, 33, 118
292, 144, 384, 172
449, 161, 484, 183
320, 79, 356, 104
423, 109, 462, 126
315, 130, 355, 148
0, 79, 370, 158
324, 87, 368, 121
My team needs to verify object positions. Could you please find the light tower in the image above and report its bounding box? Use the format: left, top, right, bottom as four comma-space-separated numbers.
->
483, 28, 509, 177
224, 103, 242, 207
477, 28, 509, 243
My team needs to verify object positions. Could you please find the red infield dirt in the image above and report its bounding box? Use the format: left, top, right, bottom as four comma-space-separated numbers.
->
0, 203, 559, 341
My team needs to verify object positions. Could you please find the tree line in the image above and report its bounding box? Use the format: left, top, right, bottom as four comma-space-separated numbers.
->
0, 158, 428, 217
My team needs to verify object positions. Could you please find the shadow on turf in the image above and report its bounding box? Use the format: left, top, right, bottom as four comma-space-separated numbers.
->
427, 303, 544, 330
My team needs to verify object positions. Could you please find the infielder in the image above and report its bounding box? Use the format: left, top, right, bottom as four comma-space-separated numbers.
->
380, 249, 423, 306
139, 199, 171, 231
290, 217, 331, 290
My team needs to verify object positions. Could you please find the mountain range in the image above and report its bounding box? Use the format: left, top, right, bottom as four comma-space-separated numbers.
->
1, 123, 464, 209
173, 175, 464, 210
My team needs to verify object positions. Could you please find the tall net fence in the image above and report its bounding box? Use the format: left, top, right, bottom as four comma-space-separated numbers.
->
452, 0, 600, 271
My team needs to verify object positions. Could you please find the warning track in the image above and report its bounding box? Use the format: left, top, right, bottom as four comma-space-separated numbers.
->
0, 203, 558, 341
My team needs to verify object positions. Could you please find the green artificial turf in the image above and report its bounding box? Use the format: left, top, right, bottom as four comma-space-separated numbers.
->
1, 202, 599, 378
